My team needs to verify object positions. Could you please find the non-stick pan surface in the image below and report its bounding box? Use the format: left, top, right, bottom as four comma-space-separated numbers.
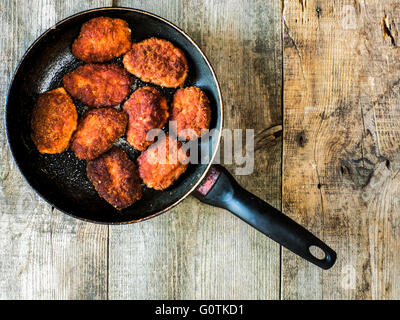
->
5, 8, 223, 224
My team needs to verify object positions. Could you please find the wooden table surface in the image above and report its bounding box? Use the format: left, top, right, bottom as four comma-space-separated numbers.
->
0, 0, 399, 300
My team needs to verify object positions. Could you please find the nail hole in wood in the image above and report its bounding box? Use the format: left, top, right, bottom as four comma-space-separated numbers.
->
316, 7, 322, 18
296, 131, 306, 147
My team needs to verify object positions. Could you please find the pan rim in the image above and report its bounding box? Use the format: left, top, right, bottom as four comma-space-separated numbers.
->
4, 7, 224, 225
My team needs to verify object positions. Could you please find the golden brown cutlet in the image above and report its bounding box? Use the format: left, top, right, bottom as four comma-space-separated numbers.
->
122, 86, 169, 151
63, 63, 131, 108
70, 107, 128, 160
170, 86, 211, 141
123, 37, 188, 88
86, 147, 142, 210
31, 87, 78, 154
72, 16, 132, 63
137, 134, 188, 190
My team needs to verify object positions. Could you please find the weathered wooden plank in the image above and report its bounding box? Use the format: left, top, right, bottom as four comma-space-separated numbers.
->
0, 0, 110, 300
109, 0, 282, 299
283, 0, 400, 299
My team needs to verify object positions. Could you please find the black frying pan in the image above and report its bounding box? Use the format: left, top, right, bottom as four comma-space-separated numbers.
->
5, 7, 336, 269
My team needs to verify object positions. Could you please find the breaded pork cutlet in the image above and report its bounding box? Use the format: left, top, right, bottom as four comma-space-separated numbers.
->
137, 134, 188, 190
122, 86, 169, 151
72, 16, 132, 63
70, 108, 128, 160
31, 87, 77, 154
63, 64, 131, 108
170, 87, 211, 141
87, 147, 142, 210
123, 37, 188, 88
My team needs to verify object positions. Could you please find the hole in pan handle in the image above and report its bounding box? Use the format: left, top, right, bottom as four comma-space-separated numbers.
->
193, 165, 337, 270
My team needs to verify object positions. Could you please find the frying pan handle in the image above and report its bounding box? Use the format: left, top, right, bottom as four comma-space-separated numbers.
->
193, 165, 336, 270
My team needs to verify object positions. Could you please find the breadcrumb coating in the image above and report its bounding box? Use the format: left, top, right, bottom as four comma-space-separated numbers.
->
70, 108, 128, 160
137, 134, 188, 190
87, 147, 142, 210
123, 37, 188, 88
72, 16, 132, 63
122, 86, 169, 151
170, 87, 211, 141
63, 63, 131, 108
31, 87, 78, 154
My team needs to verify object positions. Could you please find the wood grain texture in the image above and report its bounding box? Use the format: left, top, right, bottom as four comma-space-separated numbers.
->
4, 0, 400, 300
0, 0, 111, 300
283, 0, 400, 299
108, 0, 282, 299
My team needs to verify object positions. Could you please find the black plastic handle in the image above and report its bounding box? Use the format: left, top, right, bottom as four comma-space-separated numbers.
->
193, 165, 336, 270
